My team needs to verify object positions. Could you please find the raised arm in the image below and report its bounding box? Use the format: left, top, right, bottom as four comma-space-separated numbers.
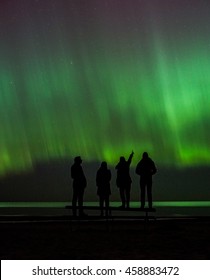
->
127, 151, 134, 166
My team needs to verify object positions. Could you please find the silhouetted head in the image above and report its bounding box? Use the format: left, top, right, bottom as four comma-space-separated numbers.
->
142, 152, 149, 159
74, 156, 82, 164
120, 156, 125, 163
101, 161, 107, 169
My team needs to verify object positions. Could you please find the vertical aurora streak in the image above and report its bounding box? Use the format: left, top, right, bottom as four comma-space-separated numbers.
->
1, 0, 210, 176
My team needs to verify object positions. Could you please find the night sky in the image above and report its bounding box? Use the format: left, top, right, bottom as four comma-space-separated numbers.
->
1, 0, 210, 179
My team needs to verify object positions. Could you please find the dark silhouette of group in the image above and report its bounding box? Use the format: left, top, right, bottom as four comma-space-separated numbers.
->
71, 151, 157, 217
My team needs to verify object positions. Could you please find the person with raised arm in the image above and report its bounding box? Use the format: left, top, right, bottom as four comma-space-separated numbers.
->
115, 151, 134, 209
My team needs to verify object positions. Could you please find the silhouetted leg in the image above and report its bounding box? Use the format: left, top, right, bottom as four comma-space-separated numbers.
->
78, 189, 85, 216
147, 179, 153, 209
140, 179, 146, 208
125, 185, 131, 208
119, 187, 125, 208
105, 196, 109, 216
72, 188, 78, 216
99, 196, 104, 216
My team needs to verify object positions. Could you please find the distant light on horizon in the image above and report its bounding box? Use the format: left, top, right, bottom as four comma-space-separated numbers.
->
1, 201, 210, 208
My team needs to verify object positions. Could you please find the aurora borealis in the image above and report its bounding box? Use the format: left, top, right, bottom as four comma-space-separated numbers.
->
1, 0, 210, 177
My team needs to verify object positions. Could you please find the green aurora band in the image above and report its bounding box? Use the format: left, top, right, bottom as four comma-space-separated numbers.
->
0, 0, 210, 176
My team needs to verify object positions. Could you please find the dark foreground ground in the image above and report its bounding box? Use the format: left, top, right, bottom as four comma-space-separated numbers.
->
1, 217, 210, 259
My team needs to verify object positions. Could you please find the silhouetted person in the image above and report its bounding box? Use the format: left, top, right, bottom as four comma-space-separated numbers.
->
96, 161, 111, 217
135, 152, 157, 209
115, 151, 134, 208
71, 156, 87, 217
